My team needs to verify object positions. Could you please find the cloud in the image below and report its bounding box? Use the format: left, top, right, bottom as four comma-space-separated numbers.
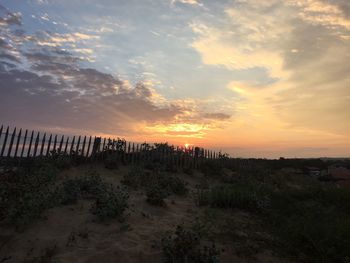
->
0, 5, 22, 26
0, 6, 232, 139
190, 4, 290, 80
0, 8, 181, 136
203, 113, 231, 120
288, 0, 350, 30
191, 0, 350, 136
171, 0, 202, 6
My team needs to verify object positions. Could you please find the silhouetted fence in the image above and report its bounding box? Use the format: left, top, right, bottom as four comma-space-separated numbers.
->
0, 125, 219, 169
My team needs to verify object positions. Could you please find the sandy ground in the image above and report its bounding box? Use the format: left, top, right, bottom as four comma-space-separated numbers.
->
0, 164, 291, 263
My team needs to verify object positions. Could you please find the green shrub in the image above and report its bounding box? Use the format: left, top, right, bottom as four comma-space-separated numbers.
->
201, 160, 223, 178
196, 176, 210, 190
146, 182, 169, 206
266, 187, 350, 262
0, 163, 59, 229
0, 165, 129, 228
57, 169, 105, 204
161, 224, 219, 263
60, 179, 82, 204
159, 175, 188, 196
195, 184, 270, 211
49, 151, 73, 169
121, 166, 147, 189
122, 167, 188, 197
104, 152, 119, 169
73, 169, 105, 198
183, 166, 194, 175
90, 185, 129, 221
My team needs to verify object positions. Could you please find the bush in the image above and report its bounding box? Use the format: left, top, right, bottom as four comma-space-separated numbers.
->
0, 165, 129, 228
104, 152, 119, 169
121, 166, 147, 189
90, 185, 129, 221
55, 169, 129, 221
267, 187, 350, 262
0, 163, 59, 229
161, 224, 219, 263
60, 179, 82, 204
146, 182, 169, 206
160, 174, 188, 196
49, 151, 73, 169
122, 167, 188, 199
57, 169, 105, 204
195, 184, 271, 211
201, 160, 223, 178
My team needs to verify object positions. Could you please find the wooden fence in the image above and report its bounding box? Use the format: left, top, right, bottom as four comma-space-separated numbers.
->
0, 125, 219, 168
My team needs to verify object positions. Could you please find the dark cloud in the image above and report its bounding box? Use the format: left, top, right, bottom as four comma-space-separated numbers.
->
319, 0, 350, 18
0, 63, 183, 135
0, 6, 183, 136
203, 112, 231, 120
0, 5, 22, 26
0, 52, 20, 62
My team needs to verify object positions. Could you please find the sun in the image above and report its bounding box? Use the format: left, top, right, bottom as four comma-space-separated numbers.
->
185, 143, 190, 148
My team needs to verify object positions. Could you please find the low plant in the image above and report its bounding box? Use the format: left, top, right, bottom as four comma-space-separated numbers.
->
161, 224, 220, 263
201, 160, 223, 178
56, 169, 129, 221
121, 166, 147, 189
160, 174, 188, 196
195, 184, 271, 211
90, 185, 129, 221
0, 163, 59, 229
122, 167, 188, 203
57, 169, 105, 204
146, 182, 169, 206
267, 186, 350, 262
104, 152, 119, 169
49, 151, 73, 169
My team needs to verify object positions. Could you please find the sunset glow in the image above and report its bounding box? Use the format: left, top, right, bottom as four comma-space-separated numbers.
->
1, 0, 349, 158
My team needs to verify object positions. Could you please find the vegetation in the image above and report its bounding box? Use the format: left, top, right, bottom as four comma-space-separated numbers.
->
1, 152, 350, 262
0, 161, 59, 229
0, 160, 129, 229
122, 165, 188, 205
194, 159, 350, 262
146, 183, 169, 206
195, 183, 271, 211
161, 224, 220, 263
90, 184, 129, 221
268, 187, 350, 262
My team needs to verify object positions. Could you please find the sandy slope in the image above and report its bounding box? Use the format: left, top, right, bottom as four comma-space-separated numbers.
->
0, 164, 290, 263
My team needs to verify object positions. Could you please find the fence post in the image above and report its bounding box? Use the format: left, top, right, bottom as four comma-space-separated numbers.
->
81, 136, 86, 157
131, 143, 135, 165
101, 138, 106, 160
26, 131, 34, 157
6, 127, 16, 158
0, 126, 9, 157
20, 129, 28, 158
63, 136, 69, 154
33, 132, 40, 157
58, 135, 64, 153
86, 136, 92, 159
53, 135, 58, 153
127, 142, 131, 164
75, 136, 81, 156
91, 137, 101, 160
69, 136, 76, 156
46, 134, 52, 156
39, 133, 46, 157
0, 125, 3, 141
14, 128, 22, 158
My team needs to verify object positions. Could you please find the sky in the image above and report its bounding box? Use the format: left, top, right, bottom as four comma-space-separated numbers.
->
0, 0, 349, 158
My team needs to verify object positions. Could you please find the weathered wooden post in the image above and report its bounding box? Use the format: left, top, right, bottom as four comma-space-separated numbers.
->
91, 137, 101, 160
